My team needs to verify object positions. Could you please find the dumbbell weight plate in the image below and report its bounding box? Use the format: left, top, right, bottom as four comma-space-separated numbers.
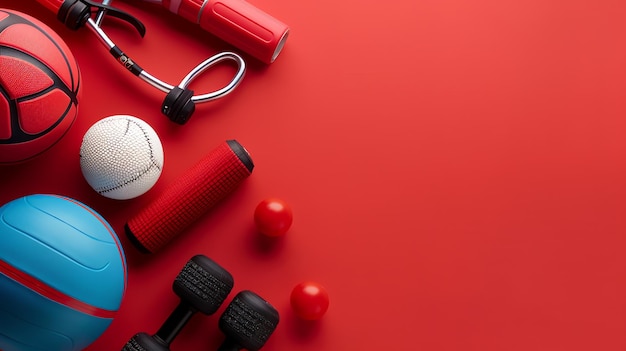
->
218, 290, 280, 351
173, 255, 235, 315
122, 332, 169, 351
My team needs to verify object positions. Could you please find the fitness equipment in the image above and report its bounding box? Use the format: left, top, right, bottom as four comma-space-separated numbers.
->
143, 0, 289, 64
0, 9, 80, 164
80, 115, 164, 200
217, 290, 279, 351
125, 140, 254, 253
122, 255, 234, 350
0, 194, 126, 351
35, 0, 246, 124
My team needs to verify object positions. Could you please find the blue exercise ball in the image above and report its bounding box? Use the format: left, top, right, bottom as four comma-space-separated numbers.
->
0, 194, 126, 351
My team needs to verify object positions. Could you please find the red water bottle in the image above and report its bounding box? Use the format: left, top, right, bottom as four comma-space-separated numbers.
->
161, 0, 289, 64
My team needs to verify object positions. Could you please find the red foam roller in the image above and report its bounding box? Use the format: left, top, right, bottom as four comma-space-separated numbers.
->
125, 140, 253, 253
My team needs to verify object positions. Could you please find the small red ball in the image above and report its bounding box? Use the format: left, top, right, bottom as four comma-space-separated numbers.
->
254, 198, 293, 237
290, 281, 329, 320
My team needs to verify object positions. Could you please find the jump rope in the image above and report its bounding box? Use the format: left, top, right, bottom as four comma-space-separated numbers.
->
35, 0, 289, 124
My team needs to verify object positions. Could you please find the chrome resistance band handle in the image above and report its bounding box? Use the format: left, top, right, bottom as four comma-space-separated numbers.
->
36, 0, 246, 125
85, 18, 245, 124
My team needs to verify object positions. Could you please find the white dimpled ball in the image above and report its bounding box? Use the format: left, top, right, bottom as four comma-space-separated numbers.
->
80, 115, 164, 200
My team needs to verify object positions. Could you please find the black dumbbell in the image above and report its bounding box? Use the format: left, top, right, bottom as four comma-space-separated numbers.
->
122, 255, 234, 351
217, 290, 280, 351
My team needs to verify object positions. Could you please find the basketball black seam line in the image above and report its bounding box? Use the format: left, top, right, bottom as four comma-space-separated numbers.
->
0, 44, 77, 144
0, 12, 78, 145
97, 118, 162, 194
0, 46, 75, 142
0, 11, 79, 94
0, 10, 79, 93
1, 45, 76, 102
0, 57, 75, 144
0, 11, 79, 143
0, 84, 18, 132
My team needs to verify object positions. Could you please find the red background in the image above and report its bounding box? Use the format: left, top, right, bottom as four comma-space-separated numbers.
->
1, 0, 626, 350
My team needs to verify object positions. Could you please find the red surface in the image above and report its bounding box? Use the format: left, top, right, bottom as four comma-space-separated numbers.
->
0, 0, 626, 350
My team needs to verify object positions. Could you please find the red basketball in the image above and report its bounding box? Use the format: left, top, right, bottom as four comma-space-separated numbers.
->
0, 9, 80, 164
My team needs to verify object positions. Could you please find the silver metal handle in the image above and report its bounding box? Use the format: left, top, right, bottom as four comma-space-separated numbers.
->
85, 3, 246, 108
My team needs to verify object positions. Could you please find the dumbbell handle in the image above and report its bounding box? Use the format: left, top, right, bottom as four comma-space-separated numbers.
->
159, 0, 289, 64
154, 302, 195, 345
125, 140, 253, 253
217, 340, 241, 351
